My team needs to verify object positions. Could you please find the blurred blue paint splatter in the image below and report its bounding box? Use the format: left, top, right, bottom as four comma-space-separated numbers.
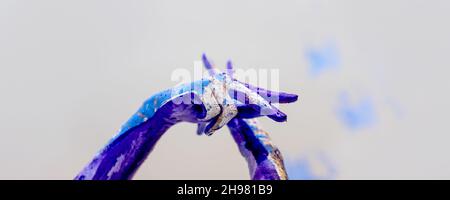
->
305, 42, 339, 77
337, 92, 377, 130
286, 157, 316, 180
286, 152, 336, 180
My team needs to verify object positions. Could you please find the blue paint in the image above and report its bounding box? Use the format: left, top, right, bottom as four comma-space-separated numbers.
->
305, 42, 339, 77
286, 152, 336, 180
337, 92, 377, 130
286, 157, 316, 180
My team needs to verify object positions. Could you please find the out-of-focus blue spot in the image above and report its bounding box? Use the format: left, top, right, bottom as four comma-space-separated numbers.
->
305, 42, 339, 77
286, 157, 316, 180
337, 92, 377, 130
286, 152, 337, 180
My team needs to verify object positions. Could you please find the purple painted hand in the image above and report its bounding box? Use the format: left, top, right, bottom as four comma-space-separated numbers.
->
75, 55, 298, 180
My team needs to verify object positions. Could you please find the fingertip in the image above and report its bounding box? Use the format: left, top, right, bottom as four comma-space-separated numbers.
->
204, 117, 219, 135
227, 60, 233, 69
279, 93, 299, 103
202, 53, 213, 69
268, 111, 287, 122
268, 115, 287, 122
196, 123, 206, 135
226, 60, 234, 78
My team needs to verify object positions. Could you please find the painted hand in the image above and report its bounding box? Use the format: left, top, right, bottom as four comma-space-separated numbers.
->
75, 55, 296, 180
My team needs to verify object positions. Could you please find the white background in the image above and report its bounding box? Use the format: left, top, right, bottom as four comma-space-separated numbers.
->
0, 0, 449, 179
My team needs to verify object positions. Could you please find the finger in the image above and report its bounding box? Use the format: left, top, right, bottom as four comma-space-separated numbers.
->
202, 53, 219, 76
267, 110, 287, 122
229, 85, 288, 122
203, 112, 219, 135
234, 100, 281, 120
236, 104, 262, 118
237, 81, 298, 104
204, 92, 238, 135
204, 103, 238, 135
198, 83, 221, 121
196, 122, 207, 135
226, 60, 234, 78
228, 81, 273, 111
